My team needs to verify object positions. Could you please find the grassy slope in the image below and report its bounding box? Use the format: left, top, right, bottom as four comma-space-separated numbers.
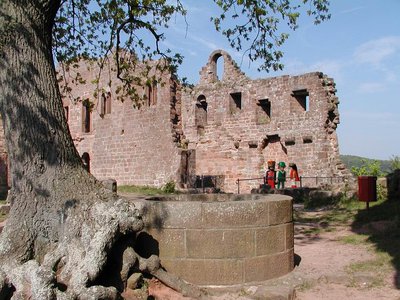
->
340, 154, 392, 174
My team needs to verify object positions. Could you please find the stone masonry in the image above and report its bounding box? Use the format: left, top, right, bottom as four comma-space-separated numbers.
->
0, 50, 349, 194
182, 50, 349, 193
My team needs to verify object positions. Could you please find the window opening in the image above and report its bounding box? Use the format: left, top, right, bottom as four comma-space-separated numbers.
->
292, 89, 309, 112
82, 99, 92, 133
216, 55, 224, 81
81, 152, 90, 173
146, 80, 157, 106
64, 106, 69, 122
229, 92, 242, 115
256, 99, 271, 124
195, 95, 208, 135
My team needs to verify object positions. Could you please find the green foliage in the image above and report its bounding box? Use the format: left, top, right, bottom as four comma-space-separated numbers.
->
118, 185, 165, 195
162, 181, 176, 194
211, 0, 330, 72
118, 183, 177, 195
340, 155, 393, 174
350, 159, 383, 177
390, 155, 400, 172
53, 0, 331, 90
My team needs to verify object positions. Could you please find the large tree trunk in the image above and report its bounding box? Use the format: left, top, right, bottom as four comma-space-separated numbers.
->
0, 2, 202, 299
0, 0, 90, 261
0, 1, 139, 299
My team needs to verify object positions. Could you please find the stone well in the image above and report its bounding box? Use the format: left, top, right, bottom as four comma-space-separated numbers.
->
134, 194, 294, 286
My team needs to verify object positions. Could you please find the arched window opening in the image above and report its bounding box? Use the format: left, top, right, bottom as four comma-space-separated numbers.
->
195, 95, 208, 135
82, 99, 92, 133
146, 80, 157, 106
81, 152, 90, 173
100, 92, 112, 116
212, 53, 224, 81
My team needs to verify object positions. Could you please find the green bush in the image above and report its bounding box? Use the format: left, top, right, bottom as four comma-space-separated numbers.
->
162, 181, 176, 194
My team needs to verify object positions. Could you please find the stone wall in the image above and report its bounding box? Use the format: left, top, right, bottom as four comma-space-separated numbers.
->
135, 193, 294, 285
181, 50, 349, 193
0, 50, 350, 193
60, 57, 184, 187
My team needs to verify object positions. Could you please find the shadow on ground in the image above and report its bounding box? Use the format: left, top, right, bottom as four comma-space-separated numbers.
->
351, 199, 400, 289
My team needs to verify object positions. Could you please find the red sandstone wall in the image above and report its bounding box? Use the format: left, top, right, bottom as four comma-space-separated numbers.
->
61, 58, 183, 187
181, 50, 348, 193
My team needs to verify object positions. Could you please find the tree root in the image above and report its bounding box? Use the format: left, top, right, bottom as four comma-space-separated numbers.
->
0, 197, 203, 299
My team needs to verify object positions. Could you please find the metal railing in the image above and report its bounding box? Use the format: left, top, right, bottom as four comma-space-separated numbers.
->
184, 175, 225, 193
236, 176, 346, 194
236, 177, 265, 194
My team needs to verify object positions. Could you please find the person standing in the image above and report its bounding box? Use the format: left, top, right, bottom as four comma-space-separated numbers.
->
266, 160, 276, 189
277, 161, 286, 189
289, 163, 300, 188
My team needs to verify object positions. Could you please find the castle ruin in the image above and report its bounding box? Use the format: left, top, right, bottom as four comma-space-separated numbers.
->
0, 50, 349, 194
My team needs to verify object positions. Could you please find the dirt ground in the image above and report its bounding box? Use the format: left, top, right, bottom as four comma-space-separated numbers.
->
1, 204, 400, 299
293, 206, 400, 300
147, 204, 400, 299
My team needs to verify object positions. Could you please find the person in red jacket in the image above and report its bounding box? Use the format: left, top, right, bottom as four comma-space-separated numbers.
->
265, 160, 276, 189
289, 163, 300, 188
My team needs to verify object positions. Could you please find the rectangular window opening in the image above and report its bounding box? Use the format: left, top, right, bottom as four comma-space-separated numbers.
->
82, 99, 92, 133
256, 98, 271, 124
292, 89, 309, 112
229, 92, 242, 114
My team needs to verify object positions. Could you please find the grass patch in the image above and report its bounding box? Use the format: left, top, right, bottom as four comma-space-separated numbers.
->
118, 184, 178, 195
118, 185, 166, 195
340, 234, 369, 245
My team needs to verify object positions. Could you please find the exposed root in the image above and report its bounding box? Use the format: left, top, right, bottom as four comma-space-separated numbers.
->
0, 196, 203, 299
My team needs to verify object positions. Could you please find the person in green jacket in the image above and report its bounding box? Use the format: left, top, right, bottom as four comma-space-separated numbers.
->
277, 161, 286, 189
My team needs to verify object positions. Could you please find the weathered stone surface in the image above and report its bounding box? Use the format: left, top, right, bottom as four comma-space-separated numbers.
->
255, 225, 285, 256
244, 250, 294, 282
137, 194, 294, 286
127, 273, 143, 290
0, 49, 350, 194
161, 258, 244, 286
186, 228, 254, 258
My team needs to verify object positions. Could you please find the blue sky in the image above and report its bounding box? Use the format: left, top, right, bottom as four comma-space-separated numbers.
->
159, 0, 400, 160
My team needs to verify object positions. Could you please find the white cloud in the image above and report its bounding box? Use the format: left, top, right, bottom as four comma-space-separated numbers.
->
353, 36, 400, 66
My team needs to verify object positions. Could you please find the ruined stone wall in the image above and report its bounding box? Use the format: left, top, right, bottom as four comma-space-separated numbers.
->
61, 58, 184, 187
0, 50, 349, 193
181, 50, 348, 193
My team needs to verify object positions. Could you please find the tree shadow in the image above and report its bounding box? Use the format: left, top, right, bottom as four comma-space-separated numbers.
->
350, 199, 400, 289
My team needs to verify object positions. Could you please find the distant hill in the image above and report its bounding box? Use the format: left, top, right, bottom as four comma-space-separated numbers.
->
340, 155, 392, 174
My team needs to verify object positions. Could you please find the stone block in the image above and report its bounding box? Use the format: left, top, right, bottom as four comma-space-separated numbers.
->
186, 228, 255, 258
202, 201, 268, 228
268, 199, 292, 225
244, 250, 293, 282
161, 258, 244, 285
255, 225, 285, 256
141, 200, 202, 229
285, 223, 294, 250
139, 228, 186, 258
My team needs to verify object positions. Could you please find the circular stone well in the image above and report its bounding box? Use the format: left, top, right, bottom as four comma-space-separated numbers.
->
134, 194, 294, 286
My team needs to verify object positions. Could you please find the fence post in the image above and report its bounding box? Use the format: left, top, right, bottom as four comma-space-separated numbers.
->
236, 179, 240, 194
300, 176, 302, 188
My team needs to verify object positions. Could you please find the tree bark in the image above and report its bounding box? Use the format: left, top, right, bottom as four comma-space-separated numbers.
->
0, 1, 143, 298
0, 0, 90, 260
0, 2, 203, 299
